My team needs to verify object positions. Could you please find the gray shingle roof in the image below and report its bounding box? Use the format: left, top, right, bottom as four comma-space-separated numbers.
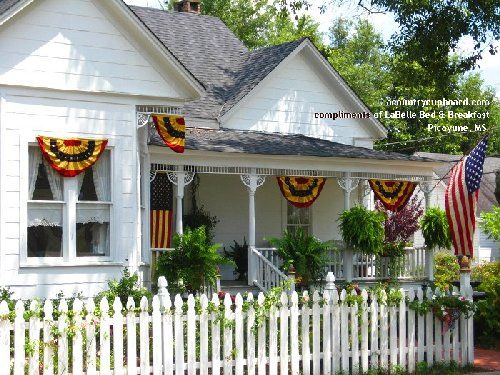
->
0, 0, 21, 15
130, 5, 304, 120
150, 127, 431, 162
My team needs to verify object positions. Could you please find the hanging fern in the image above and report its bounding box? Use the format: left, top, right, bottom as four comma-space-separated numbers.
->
339, 206, 385, 255
420, 208, 452, 250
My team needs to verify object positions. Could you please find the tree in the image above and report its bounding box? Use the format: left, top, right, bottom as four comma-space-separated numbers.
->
272, 0, 500, 91
325, 18, 500, 155
199, 0, 323, 49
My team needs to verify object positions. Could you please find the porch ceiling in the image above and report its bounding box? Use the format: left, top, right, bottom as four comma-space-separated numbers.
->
149, 127, 430, 162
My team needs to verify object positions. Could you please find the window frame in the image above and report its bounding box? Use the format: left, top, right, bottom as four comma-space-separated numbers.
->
281, 199, 313, 235
20, 137, 117, 267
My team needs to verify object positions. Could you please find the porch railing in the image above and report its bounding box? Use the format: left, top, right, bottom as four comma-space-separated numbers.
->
150, 248, 221, 294
254, 246, 427, 282
250, 246, 292, 292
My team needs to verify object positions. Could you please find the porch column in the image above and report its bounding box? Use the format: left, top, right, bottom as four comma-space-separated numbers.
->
337, 172, 359, 282
240, 171, 266, 286
420, 181, 434, 281
167, 166, 195, 236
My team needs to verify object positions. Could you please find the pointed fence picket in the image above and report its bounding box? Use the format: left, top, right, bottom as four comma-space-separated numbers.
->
0, 281, 475, 375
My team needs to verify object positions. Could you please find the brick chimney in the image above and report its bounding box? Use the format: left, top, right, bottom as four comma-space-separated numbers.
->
176, 0, 201, 14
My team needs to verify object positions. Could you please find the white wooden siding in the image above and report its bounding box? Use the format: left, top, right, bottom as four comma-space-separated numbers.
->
0, 89, 140, 298
223, 52, 377, 146
0, 0, 184, 98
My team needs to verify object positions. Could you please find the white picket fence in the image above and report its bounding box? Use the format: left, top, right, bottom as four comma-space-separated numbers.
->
0, 277, 474, 375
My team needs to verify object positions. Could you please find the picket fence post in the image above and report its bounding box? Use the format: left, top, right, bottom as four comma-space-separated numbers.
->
301, 291, 310, 375
312, 291, 321, 375
268, 293, 278, 375
290, 291, 299, 375
339, 289, 349, 373
174, 295, 184, 375
86, 298, 97, 375
200, 294, 209, 375
14, 300, 25, 375
187, 295, 197, 375
416, 288, 425, 363
379, 290, 388, 369
126, 297, 137, 375
331, 288, 340, 374
322, 290, 331, 375
100, 298, 111, 375
211, 293, 221, 375
0, 301, 9, 374
256, 293, 265, 375
223, 293, 233, 375
28, 300, 40, 375
246, 293, 256, 375
43, 300, 54, 375
425, 287, 434, 366
235, 294, 244, 375
351, 289, 359, 373
152, 296, 162, 375
57, 299, 68, 375
72, 299, 83, 375
398, 288, 406, 368
370, 293, 379, 370
407, 289, 416, 373
279, 292, 289, 375
360, 289, 369, 373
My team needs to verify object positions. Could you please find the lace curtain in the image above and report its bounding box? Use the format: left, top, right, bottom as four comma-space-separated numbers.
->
44, 159, 63, 201
93, 151, 110, 201
28, 148, 41, 199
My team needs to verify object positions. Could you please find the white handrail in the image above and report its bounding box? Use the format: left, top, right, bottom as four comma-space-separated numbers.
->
250, 247, 291, 292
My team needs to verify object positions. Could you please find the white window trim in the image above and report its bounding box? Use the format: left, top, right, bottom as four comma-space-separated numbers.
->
280, 199, 313, 235
20, 136, 118, 267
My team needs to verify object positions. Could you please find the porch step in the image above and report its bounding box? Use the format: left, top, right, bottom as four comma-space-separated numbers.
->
220, 280, 261, 296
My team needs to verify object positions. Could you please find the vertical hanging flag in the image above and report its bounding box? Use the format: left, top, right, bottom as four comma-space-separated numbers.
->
150, 173, 174, 248
445, 136, 489, 257
151, 114, 186, 153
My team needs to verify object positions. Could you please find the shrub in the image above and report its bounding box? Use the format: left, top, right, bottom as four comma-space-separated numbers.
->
420, 207, 452, 250
434, 251, 459, 292
268, 228, 328, 286
224, 239, 248, 281
339, 206, 385, 255
96, 268, 151, 306
472, 261, 500, 348
479, 206, 500, 241
156, 226, 230, 294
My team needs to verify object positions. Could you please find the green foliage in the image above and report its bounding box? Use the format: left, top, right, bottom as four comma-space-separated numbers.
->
183, 205, 219, 244
156, 226, 231, 294
472, 261, 500, 348
339, 206, 385, 255
0, 286, 15, 310
420, 208, 452, 250
480, 206, 500, 241
96, 269, 151, 306
434, 251, 460, 292
224, 239, 248, 281
200, 0, 323, 49
408, 292, 475, 321
268, 228, 328, 286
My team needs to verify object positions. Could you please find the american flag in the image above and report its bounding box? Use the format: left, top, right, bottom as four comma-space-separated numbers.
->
445, 137, 488, 257
150, 173, 173, 248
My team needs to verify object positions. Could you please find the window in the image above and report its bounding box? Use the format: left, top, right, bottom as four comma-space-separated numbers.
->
27, 152, 63, 257
76, 151, 111, 257
26, 146, 112, 261
286, 202, 311, 235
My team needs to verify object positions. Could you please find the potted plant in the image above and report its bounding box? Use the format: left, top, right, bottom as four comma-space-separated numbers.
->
339, 206, 385, 255
224, 238, 248, 282
420, 208, 452, 250
156, 226, 231, 295
268, 228, 328, 287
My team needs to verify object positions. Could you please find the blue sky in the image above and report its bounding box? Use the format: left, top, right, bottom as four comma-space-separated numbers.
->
126, 0, 499, 96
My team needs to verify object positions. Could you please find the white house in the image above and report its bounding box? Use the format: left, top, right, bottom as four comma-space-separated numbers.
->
0, 0, 440, 298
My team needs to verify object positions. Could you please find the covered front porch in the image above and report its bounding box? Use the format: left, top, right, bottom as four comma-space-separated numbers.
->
144, 127, 439, 292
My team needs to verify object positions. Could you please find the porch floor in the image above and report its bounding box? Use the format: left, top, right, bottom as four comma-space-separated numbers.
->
220, 280, 260, 296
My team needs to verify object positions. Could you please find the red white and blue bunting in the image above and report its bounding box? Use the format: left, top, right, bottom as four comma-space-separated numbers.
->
277, 176, 326, 208
36, 136, 108, 177
369, 179, 417, 212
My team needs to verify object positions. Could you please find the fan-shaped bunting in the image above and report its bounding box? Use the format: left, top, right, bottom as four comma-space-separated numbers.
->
152, 114, 185, 153
277, 176, 326, 208
36, 136, 108, 177
368, 179, 417, 212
